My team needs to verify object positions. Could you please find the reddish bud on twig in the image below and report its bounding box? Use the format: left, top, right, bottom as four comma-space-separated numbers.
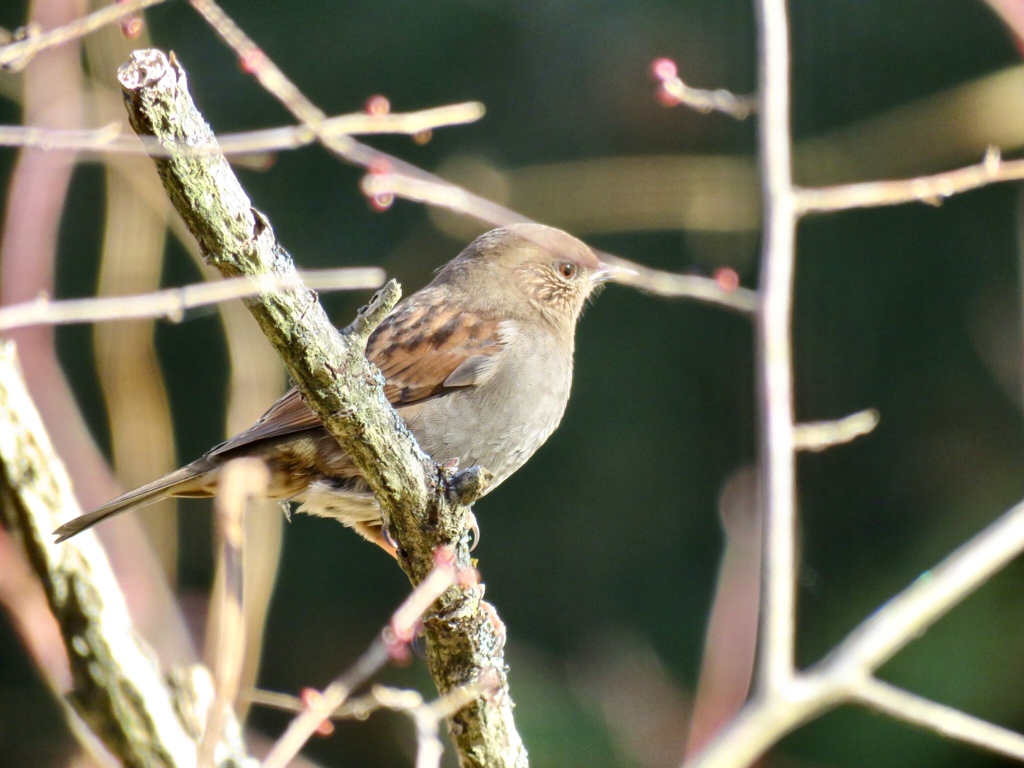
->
651, 57, 678, 82
365, 94, 391, 116
239, 49, 265, 75
120, 17, 143, 39
714, 267, 740, 292
115, 0, 143, 39
383, 626, 414, 664
299, 688, 336, 735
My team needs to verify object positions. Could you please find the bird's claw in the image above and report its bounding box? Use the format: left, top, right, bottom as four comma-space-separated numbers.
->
467, 510, 480, 552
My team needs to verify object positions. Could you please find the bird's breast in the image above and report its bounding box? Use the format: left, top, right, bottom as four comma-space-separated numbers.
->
405, 326, 573, 492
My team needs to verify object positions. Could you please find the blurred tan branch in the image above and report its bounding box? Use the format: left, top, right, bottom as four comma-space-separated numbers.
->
199, 459, 269, 768
0, 340, 250, 767
0, 267, 385, 330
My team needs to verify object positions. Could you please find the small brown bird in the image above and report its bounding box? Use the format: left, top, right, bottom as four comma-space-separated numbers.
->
54, 224, 620, 548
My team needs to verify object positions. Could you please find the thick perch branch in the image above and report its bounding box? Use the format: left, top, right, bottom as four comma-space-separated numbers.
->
117, 48, 525, 768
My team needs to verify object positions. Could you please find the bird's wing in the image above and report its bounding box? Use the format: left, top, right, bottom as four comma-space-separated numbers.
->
369, 303, 509, 404
208, 387, 321, 457
209, 305, 509, 457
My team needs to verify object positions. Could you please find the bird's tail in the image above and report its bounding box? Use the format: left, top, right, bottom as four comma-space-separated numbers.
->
53, 461, 215, 543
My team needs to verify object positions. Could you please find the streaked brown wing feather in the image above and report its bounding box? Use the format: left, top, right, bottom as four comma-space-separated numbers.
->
368, 302, 506, 404
209, 299, 507, 457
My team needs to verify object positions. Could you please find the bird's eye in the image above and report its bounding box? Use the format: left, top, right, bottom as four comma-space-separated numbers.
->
557, 262, 577, 280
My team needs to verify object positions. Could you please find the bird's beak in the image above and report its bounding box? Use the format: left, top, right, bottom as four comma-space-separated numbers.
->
591, 259, 640, 284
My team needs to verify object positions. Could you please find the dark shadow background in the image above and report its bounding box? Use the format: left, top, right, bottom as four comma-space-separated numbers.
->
3, 1, 1024, 767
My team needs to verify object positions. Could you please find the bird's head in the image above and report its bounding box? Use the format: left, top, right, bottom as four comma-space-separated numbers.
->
438, 223, 626, 332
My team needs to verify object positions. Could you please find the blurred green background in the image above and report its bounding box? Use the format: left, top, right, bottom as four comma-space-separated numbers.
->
3, 1, 1024, 767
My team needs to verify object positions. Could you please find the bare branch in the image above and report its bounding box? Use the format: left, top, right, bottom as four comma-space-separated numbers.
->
686, 494, 1024, 768
192, 0, 752, 319
651, 58, 757, 119
0, 268, 384, 331
851, 678, 1024, 762
793, 408, 879, 452
0, 101, 485, 157
0, 0, 166, 72
247, 680, 493, 768
260, 560, 458, 768
752, 0, 799, 695
797, 146, 1020, 213
361, 173, 758, 312
821, 500, 1024, 677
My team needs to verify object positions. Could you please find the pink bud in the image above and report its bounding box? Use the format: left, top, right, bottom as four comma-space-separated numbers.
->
239, 49, 265, 75
120, 17, 143, 39
714, 267, 740, 291
651, 57, 678, 82
298, 688, 335, 735
365, 94, 391, 116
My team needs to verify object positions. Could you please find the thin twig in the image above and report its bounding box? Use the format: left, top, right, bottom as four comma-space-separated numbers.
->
602, 255, 758, 314
0, 268, 384, 330
0, 101, 485, 157
797, 146, 1017, 213
661, 78, 758, 119
851, 678, 1024, 762
258, 642, 389, 768
248, 680, 491, 768
753, 0, 799, 695
0, 0, 166, 72
191, 0, 751, 318
361, 173, 758, 312
260, 562, 458, 768
793, 408, 879, 452
246, 679, 486, 722
820, 499, 1024, 677
651, 58, 757, 119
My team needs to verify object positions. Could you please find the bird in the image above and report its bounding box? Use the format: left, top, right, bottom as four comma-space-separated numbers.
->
54, 223, 622, 550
